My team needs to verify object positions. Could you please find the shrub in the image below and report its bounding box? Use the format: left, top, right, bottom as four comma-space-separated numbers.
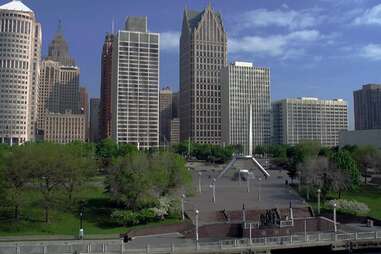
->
111, 210, 139, 226
327, 199, 370, 216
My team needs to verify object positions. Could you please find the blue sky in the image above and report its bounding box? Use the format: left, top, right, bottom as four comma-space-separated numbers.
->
7, 0, 381, 129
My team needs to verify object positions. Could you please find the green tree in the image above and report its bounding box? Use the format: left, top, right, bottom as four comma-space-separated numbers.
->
352, 145, 380, 184
31, 143, 66, 223
3, 145, 33, 220
332, 150, 360, 189
96, 138, 119, 169
61, 143, 97, 201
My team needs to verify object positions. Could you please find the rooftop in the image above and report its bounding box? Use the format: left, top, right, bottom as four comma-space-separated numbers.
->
0, 0, 32, 13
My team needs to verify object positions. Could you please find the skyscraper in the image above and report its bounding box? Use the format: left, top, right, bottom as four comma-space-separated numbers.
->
100, 33, 114, 140
0, 0, 41, 145
221, 62, 271, 155
180, 4, 227, 144
111, 17, 159, 148
354, 84, 381, 130
80, 86, 89, 140
46, 20, 75, 66
90, 98, 100, 142
159, 87, 172, 146
38, 23, 81, 135
272, 98, 348, 146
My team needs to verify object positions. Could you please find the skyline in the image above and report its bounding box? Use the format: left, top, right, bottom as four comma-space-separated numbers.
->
11, 0, 381, 129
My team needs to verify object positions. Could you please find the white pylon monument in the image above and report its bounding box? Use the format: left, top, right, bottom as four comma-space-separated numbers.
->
217, 104, 270, 179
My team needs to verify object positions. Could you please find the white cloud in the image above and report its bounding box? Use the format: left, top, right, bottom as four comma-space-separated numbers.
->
360, 44, 381, 60
239, 8, 323, 30
229, 30, 321, 58
160, 31, 180, 51
353, 4, 381, 25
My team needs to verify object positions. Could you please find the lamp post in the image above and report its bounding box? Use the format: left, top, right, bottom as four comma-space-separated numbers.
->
258, 177, 262, 201
198, 172, 202, 193
211, 178, 216, 203
247, 173, 250, 193
317, 189, 321, 215
181, 194, 186, 221
79, 202, 85, 240
195, 210, 199, 242
333, 202, 337, 233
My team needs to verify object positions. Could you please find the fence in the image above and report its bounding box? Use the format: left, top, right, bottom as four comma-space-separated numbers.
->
0, 231, 381, 254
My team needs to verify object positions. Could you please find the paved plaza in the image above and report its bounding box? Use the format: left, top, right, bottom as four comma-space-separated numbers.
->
185, 159, 305, 225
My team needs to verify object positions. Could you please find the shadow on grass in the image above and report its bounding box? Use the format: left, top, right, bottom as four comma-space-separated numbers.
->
78, 197, 121, 229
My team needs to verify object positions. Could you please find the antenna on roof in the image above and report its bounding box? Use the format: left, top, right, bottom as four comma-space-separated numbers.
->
112, 17, 115, 34
57, 19, 63, 34
185, 0, 189, 11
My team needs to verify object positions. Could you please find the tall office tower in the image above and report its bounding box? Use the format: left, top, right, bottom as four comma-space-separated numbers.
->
38, 26, 80, 132
354, 84, 381, 130
159, 87, 172, 146
172, 92, 179, 118
221, 62, 271, 155
180, 4, 227, 144
100, 33, 114, 139
0, 0, 42, 145
272, 98, 348, 146
38, 60, 60, 129
111, 16, 159, 148
79, 87, 88, 114
79, 86, 89, 140
90, 98, 100, 142
46, 20, 75, 66
170, 118, 180, 145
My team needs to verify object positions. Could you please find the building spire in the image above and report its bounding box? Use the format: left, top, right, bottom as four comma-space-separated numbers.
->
112, 17, 115, 34
57, 19, 63, 35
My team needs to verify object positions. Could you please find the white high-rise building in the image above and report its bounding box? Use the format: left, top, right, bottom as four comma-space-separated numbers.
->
272, 97, 348, 146
0, 0, 41, 145
111, 17, 159, 149
221, 62, 271, 155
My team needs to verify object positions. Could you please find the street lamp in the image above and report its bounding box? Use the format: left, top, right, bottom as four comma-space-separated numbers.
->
181, 194, 186, 221
211, 178, 216, 203
198, 172, 202, 193
195, 210, 199, 242
333, 202, 337, 233
258, 177, 262, 201
79, 202, 85, 240
317, 189, 321, 215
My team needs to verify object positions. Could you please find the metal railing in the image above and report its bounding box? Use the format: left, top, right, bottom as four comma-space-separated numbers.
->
125, 231, 381, 254
0, 231, 381, 254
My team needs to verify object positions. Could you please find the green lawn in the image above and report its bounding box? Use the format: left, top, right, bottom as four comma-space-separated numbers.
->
338, 185, 381, 219
306, 185, 381, 220
0, 176, 181, 237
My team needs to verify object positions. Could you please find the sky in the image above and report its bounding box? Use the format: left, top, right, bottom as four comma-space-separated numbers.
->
5, 0, 381, 129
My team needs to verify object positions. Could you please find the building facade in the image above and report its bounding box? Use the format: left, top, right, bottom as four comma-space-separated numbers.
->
0, 0, 41, 145
340, 129, 381, 149
221, 62, 271, 155
43, 112, 86, 143
111, 17, 159, 148
354, 84, 381, 130
100, 33, 113, 140
170, 118, 180, 145
37, 26, 81, 139
90, 98, 100, 142
179, 4, 227, 144
272, 98, 348, 146
159, 87, 172, 146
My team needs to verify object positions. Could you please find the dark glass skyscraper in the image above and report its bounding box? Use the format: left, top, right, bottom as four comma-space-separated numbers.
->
354, 84, 381, 130
100, 33, 113, 140
179, 4, 227, 145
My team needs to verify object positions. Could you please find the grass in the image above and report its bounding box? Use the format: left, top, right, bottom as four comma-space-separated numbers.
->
304, 184, 381, 220
338, 185, 381, 219
0, 176, 181, 237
